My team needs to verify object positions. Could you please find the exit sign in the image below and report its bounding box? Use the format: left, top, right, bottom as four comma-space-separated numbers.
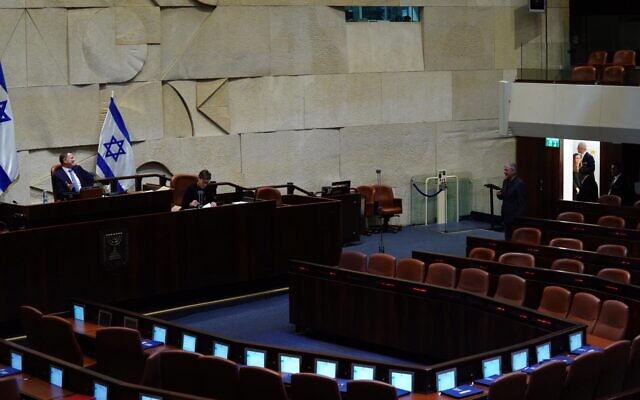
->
545, 138, 560, 148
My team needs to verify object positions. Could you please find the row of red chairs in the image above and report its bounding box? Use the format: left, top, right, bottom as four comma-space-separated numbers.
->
538, 286, 628, 340
339, 251, 630, 342
19, 305, 407, 400
469, 246, 632, 284
487, 337, 640, 400
572, 49, 636, 84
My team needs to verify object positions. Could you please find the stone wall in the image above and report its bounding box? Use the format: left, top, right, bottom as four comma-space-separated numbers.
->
0, 0, 569, 224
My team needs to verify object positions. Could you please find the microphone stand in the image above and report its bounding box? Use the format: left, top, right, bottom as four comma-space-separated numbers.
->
442, 177, 448, 234
376, 169, 384, 253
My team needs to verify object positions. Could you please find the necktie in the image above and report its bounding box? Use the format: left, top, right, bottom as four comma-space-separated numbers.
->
68, 169, 81, 192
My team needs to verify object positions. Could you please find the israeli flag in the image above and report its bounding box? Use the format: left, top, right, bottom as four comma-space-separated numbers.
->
0, 63, 18, 193
96, 96, 136, 192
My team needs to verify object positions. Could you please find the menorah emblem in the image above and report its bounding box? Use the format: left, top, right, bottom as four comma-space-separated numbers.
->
105, 232, 123, 261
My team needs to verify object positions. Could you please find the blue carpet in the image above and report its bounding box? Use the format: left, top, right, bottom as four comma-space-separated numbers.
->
167, 293, 424, 366
164, 222, 503, 367
345, 221, 504, 259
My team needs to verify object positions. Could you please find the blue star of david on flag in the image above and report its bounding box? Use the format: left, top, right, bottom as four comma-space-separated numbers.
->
0, 100, 11, 124
103, 135, 126, 162
96, 96, 136, 192
0, 62, 18, 193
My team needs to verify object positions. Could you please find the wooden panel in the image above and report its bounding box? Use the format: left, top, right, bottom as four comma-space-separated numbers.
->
0, 197, 341, 327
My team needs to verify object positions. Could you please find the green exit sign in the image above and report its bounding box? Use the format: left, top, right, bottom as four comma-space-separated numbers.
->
545, 138, 560, 148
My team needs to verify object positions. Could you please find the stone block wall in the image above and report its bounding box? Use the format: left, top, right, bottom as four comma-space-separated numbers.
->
0, 0, 569, 224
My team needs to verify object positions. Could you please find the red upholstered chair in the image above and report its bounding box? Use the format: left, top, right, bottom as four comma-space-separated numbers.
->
498, 252, 535, 268
595, 340, 631, 398
372, 185, 402, 232
566, 292, 601, 332
425, 263, 456, 288
468, 247, 496, 261
19, 305, 44, 351
561, 351, 604, 400
598, 194, 622, 205
602, 65, 624, 85
339, 251, 367, 272
0, 377, 19, 400
290, 373, 341, 400
50, 164, 63, 202
239, 366, 288, 400
199, 356, 239, 400
158, 350, 201, 395
625, 334, 640, 389
524, 360, 566, 400
367, 253, 396, 277
256, 186, 284, 207
95, 327, 145, 384
557, 212, 585, 223
592, 300, 629, 341
597, 268, 631, 284
457, 268, 489, 296
395, 258, 425, 282
551, 259, 584, 274
170, 173, 198, 208
493, 274, 526, 306
587, 50, 608, 67
549, 238, 583, 250
596, 244, 628, 257
41, 315, 94, 367
571, 65, 597, 83
511, 227, 541, 245
347, 380, 397, 400
488, 372, 527, 400
597, 215, 625, 229
537, 286, 571, 319
612, 49, 636, 68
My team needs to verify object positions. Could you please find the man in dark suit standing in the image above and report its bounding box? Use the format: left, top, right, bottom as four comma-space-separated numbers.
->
608, 162, 634, 205
577, 142, 595, 179
52, 152, 95, 200
497, 162, 527, 240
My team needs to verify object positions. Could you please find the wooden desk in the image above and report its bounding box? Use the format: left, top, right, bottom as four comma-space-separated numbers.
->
290, 261, 577, 361
70, 320, 100, 338
0, 198, 341, 328
558, 200, 640, 227
513, 217, 640, 257
322, 192, 363, 244
18, 375, 72, 400
0, 190, 173, 229
412, 250, 640, 340
587, 334, 614, 348
466, 236, 640, 284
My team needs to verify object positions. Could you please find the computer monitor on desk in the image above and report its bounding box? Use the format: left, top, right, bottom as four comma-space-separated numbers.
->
331, 180, 351, 194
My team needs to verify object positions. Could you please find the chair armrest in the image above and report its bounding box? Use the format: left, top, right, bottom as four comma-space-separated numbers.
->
393, 198, 402, 208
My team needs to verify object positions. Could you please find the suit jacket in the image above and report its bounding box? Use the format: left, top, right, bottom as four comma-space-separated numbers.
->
52, 165, 95, 198
608, 174, 634, 205
577, 174, 599, 202
498, 176, 527, 225
181, 183, 217, 209
580, 152, 595, 179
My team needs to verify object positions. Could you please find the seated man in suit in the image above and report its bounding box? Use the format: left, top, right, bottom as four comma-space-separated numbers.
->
52, 152, 95, 200
181, 169, 217, 209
